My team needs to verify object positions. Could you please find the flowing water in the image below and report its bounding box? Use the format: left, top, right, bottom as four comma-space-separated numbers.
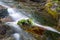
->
0, 1, 29, 40
0, 1, 60, 40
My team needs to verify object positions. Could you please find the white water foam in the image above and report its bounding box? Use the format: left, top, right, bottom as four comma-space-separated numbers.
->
0, 1, 60, 40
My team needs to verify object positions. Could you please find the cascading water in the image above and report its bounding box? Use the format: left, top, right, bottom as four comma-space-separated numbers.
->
13, 33, 21, 40
7, 8, 29, 21
0, 1, 29, 40
0, 1, 60, 40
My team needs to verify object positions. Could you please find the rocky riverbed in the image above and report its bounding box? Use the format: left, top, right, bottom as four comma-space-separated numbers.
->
0, 0, 60, 40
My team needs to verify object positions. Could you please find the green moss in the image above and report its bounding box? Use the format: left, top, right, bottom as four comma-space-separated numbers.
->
17, 19, 33, 26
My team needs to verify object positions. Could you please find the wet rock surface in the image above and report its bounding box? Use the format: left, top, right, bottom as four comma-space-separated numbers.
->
0, 6, 8, 18
0, 22, 11, 39
0, 5, 13, 22
0, 5, 14, 40
0, 19, 15, 40
0, 9, 9, 18
0, 0, 60, 40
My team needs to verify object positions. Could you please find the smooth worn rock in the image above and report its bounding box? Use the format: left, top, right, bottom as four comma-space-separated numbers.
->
0, 6, 13, 22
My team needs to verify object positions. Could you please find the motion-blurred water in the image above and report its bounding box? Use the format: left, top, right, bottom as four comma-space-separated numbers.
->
0, 1, 35, 40
0, 1, 60, 40
0, 1, 29, 40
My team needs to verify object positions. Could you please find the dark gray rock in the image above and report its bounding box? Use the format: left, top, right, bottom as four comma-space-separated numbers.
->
30, 0, 46, 3
0, 24, 8, 38
0, 9, 9, 18
0, 21, 12, 39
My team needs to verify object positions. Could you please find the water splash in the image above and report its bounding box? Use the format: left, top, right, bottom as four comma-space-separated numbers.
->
13, 33, 20, 40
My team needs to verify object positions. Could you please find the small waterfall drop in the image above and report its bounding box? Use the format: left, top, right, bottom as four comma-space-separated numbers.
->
0, 1, 60, 40
0, 1, 29, 40
7, 8, 29, 21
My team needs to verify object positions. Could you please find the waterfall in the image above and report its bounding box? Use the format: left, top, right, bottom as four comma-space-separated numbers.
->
7, 8, 29, 21
0, 1, 60, 40
0, 1, 29, 40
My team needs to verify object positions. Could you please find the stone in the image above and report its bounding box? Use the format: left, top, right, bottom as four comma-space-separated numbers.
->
0, 5, 8, 18
30, 0, 46, 3
0, 23, 10, 39
14, 0, 27, 2
0, 9, 9, 18
1, 16, 13, 22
